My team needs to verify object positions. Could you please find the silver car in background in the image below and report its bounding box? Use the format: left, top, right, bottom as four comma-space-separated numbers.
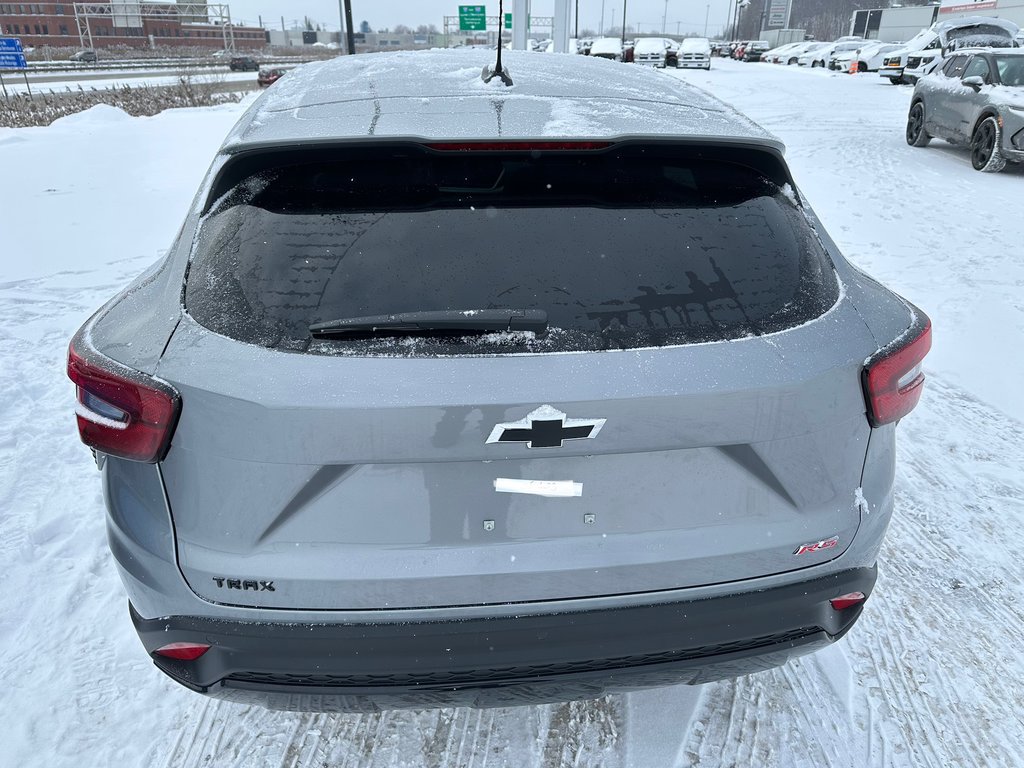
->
906, 49, 1024, 171
68, 50, 930, 712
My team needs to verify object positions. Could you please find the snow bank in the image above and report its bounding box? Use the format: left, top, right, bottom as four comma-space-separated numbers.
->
0, 97, 253, 284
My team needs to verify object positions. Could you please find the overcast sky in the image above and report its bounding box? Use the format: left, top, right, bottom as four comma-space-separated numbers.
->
224, 0, 736, 38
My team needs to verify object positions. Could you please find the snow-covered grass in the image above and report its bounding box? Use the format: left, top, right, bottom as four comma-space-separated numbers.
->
0, 79, 245, 128
1, 59, 1023, 767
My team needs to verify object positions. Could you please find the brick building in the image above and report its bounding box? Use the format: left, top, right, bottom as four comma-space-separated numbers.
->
0, 2, 266, 50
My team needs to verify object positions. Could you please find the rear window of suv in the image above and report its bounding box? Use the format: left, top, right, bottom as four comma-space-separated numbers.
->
186, 144, 839, 356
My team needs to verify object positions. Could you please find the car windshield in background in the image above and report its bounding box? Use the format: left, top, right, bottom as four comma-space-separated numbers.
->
995, 56, 1024, 85
947, 25, 1015, 47
187, 145, 838, 356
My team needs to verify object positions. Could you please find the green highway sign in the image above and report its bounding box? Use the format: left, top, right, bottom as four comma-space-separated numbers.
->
458, 5, 486, 31
503, 12, 530, 29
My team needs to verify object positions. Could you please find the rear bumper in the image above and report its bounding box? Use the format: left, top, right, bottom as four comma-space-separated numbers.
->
132, 566, 876, 711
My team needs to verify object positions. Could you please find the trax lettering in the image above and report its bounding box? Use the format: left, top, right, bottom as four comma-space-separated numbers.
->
211, 578, 276, 591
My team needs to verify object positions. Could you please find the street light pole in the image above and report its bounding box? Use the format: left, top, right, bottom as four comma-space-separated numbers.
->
338, 0, 355, 54
704, 4, 709, 36
621, 0, 628, 44
662, 0, 668, 34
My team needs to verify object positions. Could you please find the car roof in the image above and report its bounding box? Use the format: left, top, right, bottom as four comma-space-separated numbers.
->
222, 49, 780, 153
932, 15, 1019, 36
951, 47, 1024, 55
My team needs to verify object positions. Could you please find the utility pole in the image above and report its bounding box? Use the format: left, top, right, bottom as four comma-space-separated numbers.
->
704, 4, 709, 36
339, 0, 355, 54
575, 0, 579, 38
600, 0, 606, 35
662, 0, 668, 34
620, 0, 628, 44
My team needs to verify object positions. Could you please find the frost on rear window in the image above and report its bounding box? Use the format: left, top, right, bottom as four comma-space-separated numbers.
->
185, 145, 839, 356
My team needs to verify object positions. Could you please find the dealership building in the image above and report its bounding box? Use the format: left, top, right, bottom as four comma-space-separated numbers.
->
0, 1, 266, 50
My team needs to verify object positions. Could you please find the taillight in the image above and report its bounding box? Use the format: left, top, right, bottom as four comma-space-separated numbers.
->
154, 642, 211, 660
829, 592, 867, 611
862, 311, 931, 427
67, 327, 181, 463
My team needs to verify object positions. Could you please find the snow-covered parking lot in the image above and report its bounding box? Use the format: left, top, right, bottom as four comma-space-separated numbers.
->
1, 57, 1023, 767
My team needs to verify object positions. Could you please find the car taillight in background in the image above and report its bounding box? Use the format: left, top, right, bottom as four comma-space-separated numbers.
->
863, 312, 932, 427
67, 327, 181, 463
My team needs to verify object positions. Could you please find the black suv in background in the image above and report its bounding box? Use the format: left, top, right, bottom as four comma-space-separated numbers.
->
229, 56, 259, 71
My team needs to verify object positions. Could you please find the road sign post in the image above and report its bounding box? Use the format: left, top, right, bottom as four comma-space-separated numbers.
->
458, 5, 487, 31
0, 38, 30, 100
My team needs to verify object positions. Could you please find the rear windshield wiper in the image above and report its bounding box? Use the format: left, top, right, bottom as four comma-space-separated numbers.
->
309, 309, 548, 340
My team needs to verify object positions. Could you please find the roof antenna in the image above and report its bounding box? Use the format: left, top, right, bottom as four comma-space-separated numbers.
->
482, 0, 514, 86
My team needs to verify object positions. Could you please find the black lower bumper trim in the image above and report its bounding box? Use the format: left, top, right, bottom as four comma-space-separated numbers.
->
132, 566, 875, 711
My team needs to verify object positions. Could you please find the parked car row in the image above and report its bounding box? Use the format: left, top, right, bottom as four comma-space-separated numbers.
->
584, 36, 711, 70
880, 16, 1019, 85
720, 25, 1022, 175
732, 16, 1019, 86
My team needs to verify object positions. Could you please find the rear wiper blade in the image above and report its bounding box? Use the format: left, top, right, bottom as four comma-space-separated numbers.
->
309, 309, 548, 340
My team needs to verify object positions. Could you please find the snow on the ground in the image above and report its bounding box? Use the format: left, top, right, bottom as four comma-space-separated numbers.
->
669, 60, 1024, 424
1, 58, 1023, 767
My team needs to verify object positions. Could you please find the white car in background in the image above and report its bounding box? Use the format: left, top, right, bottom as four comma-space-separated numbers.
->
779, 41, 829, 65
678, 37, 712, 69
831, 42, 903, 72
799, 40, 863, 67
880, 16, 1019, 84
900, 51, 944, 83
763, 42, 804, 64
634, 37, 676, 67
589, 37, 624, 61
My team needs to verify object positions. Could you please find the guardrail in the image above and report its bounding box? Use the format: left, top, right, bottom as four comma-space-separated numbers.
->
22, 56, 315, 74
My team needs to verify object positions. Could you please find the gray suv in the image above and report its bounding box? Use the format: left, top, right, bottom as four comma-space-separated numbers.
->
68, 50, 930, 712
906, 49, 1024, 171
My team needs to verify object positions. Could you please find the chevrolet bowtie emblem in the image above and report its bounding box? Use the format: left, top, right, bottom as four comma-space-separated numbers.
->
486, 405, 606, 449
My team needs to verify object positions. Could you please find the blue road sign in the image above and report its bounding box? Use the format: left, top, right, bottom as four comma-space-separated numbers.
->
0, 52, 27, 70
0, 37, 24, 53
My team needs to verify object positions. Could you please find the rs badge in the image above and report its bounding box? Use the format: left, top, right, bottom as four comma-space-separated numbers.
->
794, 536, 839, 556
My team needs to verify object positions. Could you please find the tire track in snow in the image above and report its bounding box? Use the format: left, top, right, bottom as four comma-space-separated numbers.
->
157, 695, 622, 767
